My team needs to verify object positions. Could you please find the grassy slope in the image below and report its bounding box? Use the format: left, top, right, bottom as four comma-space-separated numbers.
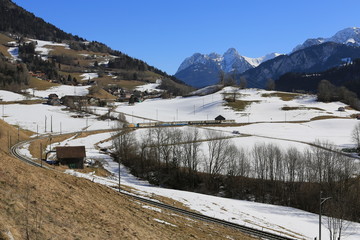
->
28, 76, 60, 90
0, 34, 13, 45
0, 33, 14, 58
0, 121, 254, 239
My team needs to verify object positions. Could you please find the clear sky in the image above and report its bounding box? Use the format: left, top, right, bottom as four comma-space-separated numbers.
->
11, 0, 360, 75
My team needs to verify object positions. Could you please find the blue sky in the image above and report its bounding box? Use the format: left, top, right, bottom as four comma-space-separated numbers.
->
12, 0, 360, 75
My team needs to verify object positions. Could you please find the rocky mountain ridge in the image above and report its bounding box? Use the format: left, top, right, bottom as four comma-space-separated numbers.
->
293, 27, 360, 52
239, 42, 360, 88
176, 27, 360, 89
175, 48, 280, 88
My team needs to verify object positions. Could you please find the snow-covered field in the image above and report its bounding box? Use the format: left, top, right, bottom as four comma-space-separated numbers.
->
0, 90, 31, 102
29, 39, 69, 60
3, 85, 360, 239
64, 136, 360, 240
115, 88, 357, 123
80, 73, 98, 81
26, 85, 90, 98
135, 79, 163, 93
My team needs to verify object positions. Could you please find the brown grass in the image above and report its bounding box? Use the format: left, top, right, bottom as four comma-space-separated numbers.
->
88, 86, 117, 100
0, 33, 14, 45
0, 99, 46, 105
0, 141, 255, 240
261, 92, 301, 101
0, 119, 32, 153
310, 115, 348, 121
28, 77, 59, 90
98, 77, 146, 90
0, 154, 256, 239
282, 106, 325, 111
0, 45, 12, 58
225, 100, 260, 112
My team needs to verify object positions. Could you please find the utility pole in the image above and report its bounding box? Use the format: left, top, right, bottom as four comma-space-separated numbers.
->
40, 143, 42, 167
49, 135, 52, 152
51, 115, 53, 133
45, 115, 47, 132
319, 191, 332, 240
118, 138, 121, 193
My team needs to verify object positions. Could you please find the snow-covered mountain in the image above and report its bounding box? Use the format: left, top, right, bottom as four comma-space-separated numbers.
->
293, 27, 360, 52
239, 42, 360, 88
177, 48, 280, 73
175, 48, 280, 88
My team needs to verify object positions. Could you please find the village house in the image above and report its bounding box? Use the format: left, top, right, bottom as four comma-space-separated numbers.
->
47, 93, 61, 105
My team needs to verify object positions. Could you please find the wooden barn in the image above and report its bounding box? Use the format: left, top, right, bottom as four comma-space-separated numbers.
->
56, 146, 86, 169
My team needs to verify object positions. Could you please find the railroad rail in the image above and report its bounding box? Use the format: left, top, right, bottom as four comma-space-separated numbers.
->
11, 133, 297, 240
121, 191, 296, 240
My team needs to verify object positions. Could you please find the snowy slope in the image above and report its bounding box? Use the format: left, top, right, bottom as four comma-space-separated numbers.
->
26, 85, 90, 98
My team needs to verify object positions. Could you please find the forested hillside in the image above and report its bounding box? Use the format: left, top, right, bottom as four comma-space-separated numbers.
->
276, 58, 360, 95
0, 0, 189, 95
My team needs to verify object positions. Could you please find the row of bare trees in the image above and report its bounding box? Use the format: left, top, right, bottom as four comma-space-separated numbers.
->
113, 127, 358, 186
112, 127, 360, 232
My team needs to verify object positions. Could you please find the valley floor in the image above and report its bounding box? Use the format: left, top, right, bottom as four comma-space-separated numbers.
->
2, 85, 360, 239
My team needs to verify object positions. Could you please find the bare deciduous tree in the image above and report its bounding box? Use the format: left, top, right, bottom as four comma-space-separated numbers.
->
182, 128, 201, 174
205, 131, 231, 176
227, 146, 250, 177
351, 123, 360, 150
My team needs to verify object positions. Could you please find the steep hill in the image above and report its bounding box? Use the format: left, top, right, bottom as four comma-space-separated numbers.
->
276, 58, 360, 95
0, 117, 252, 239
0, 150, 253, 239
0, 0, 190, 95
0, 0, 80, 42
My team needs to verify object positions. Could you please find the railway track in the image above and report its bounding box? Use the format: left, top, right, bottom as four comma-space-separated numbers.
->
10, 134, 297, 240
121, 191, 296, 240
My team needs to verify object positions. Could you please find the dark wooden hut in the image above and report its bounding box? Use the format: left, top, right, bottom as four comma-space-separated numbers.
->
56, 146, 86, 169
215, 115, 226, 121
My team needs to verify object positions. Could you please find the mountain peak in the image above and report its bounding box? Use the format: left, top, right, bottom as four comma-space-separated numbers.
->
224, 48, 239, 56
175, 48, 281, 88
293, 27, 360, 52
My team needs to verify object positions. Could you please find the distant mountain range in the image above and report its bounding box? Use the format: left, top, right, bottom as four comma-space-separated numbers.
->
175, 48, 280, 88
292, 27, 360, 52
176, 27, 360, 89
238, 42, 360, 88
